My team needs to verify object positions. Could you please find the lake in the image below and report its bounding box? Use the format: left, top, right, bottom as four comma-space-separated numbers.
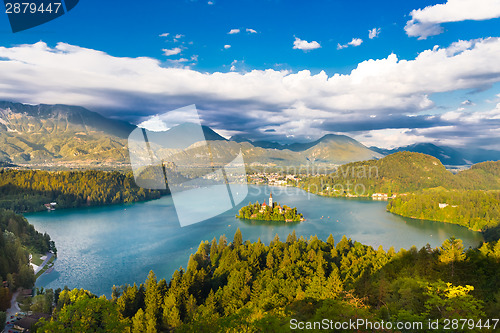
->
27, 185, 483, 297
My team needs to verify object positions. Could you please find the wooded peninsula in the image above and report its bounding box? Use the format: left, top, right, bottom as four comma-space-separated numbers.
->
0, 169, 165, 213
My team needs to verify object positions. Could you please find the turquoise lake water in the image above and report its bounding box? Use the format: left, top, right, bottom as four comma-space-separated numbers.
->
27, 185, 483, 297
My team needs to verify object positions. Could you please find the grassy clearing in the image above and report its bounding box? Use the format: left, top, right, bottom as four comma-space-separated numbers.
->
35, 255, 56, 279
31, 253, 44, 266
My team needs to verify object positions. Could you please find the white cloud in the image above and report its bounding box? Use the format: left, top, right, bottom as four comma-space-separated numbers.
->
230, 60, 237, 71
1, 39, 500, 146
173, 34, 184, 42
442, 103, 500, 122
162, 47, 182, 56
228, 29, 240, 34
159, 33, 169, 37
224, 44, 231, 49
246, 28, 257, 34
293, 37, 321, 51
405, 0, 500, 39
166, 58, 190, 67
337, 38, 363, 49
348, 38, 363, 47
208, 1, 214, 4
368, 28, 381, 39
353, 129, 432, 149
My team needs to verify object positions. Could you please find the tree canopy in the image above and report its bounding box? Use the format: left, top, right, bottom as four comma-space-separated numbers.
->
36, 230, 500, 332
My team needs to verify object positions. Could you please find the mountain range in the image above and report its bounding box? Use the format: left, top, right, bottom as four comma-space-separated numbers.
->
371, 143, 500, 166
0, 102, 382, 168
0, 101, 498, 169
0, 101, 134, 167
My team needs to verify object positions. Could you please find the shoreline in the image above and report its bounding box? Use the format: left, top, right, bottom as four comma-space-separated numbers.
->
34, 252, 56, 280
387, 210, 484, 233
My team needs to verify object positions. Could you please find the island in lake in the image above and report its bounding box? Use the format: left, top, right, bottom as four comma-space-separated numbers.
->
236, 192, 305, 222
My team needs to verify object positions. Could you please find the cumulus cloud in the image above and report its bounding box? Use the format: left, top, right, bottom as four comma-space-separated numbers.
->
356, 103, 500, 149
228, 29, 240, 34
208, 1, 214, 4
0, 39, 500, 147
405, 0, 500, 39
224, 44, 231, 49
162, 47, 182, 56
348, 38, 363, 46
337, 38, 363, 49
353, 129, 434, 149
293, 37, 321, 51
368, 28, 381, 39
159, 33, 169, 37
246, 28, 257, 34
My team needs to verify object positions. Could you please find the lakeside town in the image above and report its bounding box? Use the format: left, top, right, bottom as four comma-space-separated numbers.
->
247, 172, 397, 201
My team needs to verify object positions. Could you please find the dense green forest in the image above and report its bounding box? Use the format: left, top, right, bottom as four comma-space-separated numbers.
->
0, 169, 165, 213
297, 152, 500, 231
34, 229, 500, 332
297, 152, 500, 197
236, 202, 304, 222
388, 189, 500, 231
0, 209, 56, 312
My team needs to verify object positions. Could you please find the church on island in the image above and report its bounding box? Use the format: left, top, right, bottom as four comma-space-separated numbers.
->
236, 192, 304, 222
259, 193, 283, 214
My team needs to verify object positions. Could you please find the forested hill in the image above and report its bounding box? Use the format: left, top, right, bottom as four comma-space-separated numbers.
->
297, 152, 500, 232
388, 190, 500, 231
298, 151, 500, 196
35, 230, 500, 332
0, 169, 164, 213
0, 209, 56, 312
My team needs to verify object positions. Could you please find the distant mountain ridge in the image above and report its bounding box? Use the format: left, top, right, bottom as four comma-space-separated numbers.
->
0, 101, 135, 138
230, 133, 361, 152
0, 101, 381, 168
2, 101, 498, 169
0, 101, 134, 166
371, 142, 500, 165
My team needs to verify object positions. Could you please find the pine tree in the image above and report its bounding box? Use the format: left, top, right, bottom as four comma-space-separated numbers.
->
132, 308, 146, 333
266, 252, 274, 269
271, 233, 280, 247
324, 267, 343, 298
210, 237, 218, 266
218, 235, 228, 252
327, 234, 335, 247
144, 271, 161, 333
233, 228, 242, 248
287, 230, 297, 243
162, 294, 181, 329
439, 237, 465, 277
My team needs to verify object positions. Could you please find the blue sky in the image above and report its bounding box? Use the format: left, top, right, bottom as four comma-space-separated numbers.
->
0, 0, 500, 148
1, 0, 495, 72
